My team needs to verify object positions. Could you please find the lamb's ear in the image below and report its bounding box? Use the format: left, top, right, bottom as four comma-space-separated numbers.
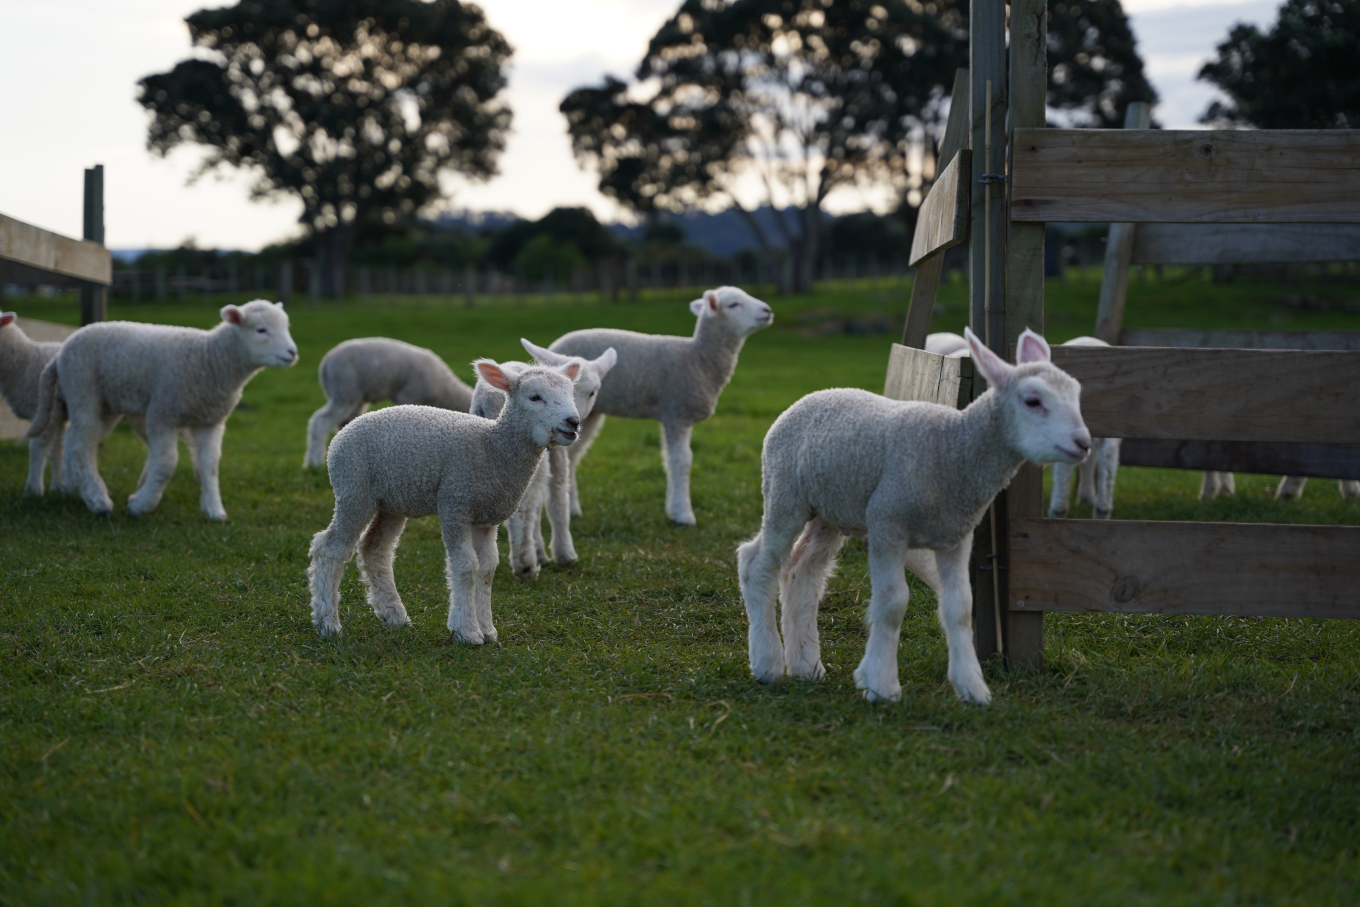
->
964, 326, 1013, 391
520, 337, 567, 366
0, 312, 15, 328
221, 305, 244, 326
689, 297, 705, 315
592, 346, 618, 376
560, 361, 582, 382
1016, 328, 1051, 364
474, 359, 513, 392
707, 289, 719, 311
275, 301, 285, 310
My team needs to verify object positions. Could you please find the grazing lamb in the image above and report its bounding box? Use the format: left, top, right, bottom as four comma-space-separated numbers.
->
1273, 475, 1360, 501
307, 359, 582, 640
27, 300, 297, 519
471, 340, 617, 579
303, 337, 474, 468
549, 286, 773, 525
738, 328, 1090, 705
0, 312, 64, 495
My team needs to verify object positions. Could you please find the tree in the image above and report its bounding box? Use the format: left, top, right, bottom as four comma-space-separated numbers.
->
1045, 1, 1159, 128
563, 0, 968, 292
1199, 0, 1360, 128
483, 207, 622, 273
138, 0, 513, 296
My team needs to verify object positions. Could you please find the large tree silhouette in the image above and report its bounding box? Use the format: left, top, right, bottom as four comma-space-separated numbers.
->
139, 0, 512, 295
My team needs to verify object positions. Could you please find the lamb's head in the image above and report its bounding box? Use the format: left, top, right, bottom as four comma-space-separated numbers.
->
965, 327, 1091, 466
689, 286, 773, 337
519, 338, 617, 421
223, 300, 298, 368
474, 358, 582, 448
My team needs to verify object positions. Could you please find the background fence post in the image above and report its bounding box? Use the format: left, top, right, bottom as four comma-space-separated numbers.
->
464, 265, 476, 307
79, 164, 107, 325
279, 261, 293, 305
308, 260, 320, 308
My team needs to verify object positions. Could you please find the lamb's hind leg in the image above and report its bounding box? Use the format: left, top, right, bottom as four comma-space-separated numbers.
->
62, 408, 115, 513
1048, 462, 1074, 517
471, 525, 499, 643
934, 534, 990, 705
737, 511, 804, 684
566, 411, 605, 517
1093, 438, 1121, 519
1277, 476, 1308, 500
853, 530, 912, 703
545, 446, 576, 565
660, 421, 696, 525
357, 511, 410, 628
304, 398, 359, 469
308, 501, 375, 637
779, 518, 844, 681
127, 421, 179, 517
440, 520, 484, 644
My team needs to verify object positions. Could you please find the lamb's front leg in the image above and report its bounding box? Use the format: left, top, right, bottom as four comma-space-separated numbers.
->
660, 420, 696, 525
440, 520, 484, 644
1048, 462, 1073, 517
933, 535, 990, 705
127, 422, 179, 517
189, 422, 228, 521
545, 447, 577, 565
470, 524, 499, 643
566, 411, 605, 517
853, 531, 911, 703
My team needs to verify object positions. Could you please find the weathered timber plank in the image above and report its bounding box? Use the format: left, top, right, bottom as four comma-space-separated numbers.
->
909, 150, 970, 266
0, 213, 111, 285
1092, 104, 1153, 343
883, 344, 973, 409
1131, 223, 1360, 265
1011, 129, 1360, 224
1050, 345, 1360, 444
1009, 519, 1360, 618
1120, 438, 1360, 480
1120, 328, 1360, 351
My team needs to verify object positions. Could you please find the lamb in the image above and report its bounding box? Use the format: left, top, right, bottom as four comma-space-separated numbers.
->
307, 358, 582, 640
738, 328, 1090, 705
549, 285, 773, 525
26, 300, 298, 519
0, 312, 64, 495
303, 337, 475, 468
470, 340, 617, 579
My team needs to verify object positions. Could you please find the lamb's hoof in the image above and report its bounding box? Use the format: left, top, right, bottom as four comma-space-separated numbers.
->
375, 609, 410, 628
949, 669, 992, 706
553, 550, 578, 567
570, 503, 583, 518
314, 619, 342, 638
787, 659, 826, 682
671, 513, 697, 527
87, 498, 114, 517
449, 629, 486, 645
204, 509, 228, 522
1047, 507, 1068, 519
535, 549, 550, 567
513, 565, 540, 582
1094, 508, 1112, 520
482, 628, 499, 644
750, 661, 785, 686
854, 670, 902, 703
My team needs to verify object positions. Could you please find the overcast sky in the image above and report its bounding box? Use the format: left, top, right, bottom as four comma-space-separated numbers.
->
0, 0, 1285, 253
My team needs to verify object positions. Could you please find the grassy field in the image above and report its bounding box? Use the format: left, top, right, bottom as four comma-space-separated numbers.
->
2, 275, 1359, 904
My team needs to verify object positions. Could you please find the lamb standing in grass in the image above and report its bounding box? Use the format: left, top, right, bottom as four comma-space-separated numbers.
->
303, 337, 474, 468
27, 300, 297, 519
307, 359, 582, 640
549, 286, 772, 525
471, 340, 617, 579
738, 328, 1090, 705
0, 312, 64, 495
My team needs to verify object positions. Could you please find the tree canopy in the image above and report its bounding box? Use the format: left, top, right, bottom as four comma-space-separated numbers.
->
138, 0, 513, 293
1199, 0, 1360, 128
1045, 0, 1159, 128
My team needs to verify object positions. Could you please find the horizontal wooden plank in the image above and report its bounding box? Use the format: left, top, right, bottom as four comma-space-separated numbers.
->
1051, 346, 1360, 444
0, 212, 111, 285
1009, 518, 1360, 618
1011, 129, 1360, 224
908, 149, 970, 266
1120, 328, 1360, 351
883, 343, 973, 409
1131, 223, 1360, 265
1120, 438, 1360, 480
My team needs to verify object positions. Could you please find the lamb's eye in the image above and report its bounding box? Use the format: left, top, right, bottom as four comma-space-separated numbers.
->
529, 394, 543, 403
1024, 397, 1042, 409
256, 327, 268, 335
588, 391, 595, 397
728, 302, 739, 308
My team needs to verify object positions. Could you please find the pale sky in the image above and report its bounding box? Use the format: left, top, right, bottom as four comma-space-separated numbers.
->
0, 0, 1285, 253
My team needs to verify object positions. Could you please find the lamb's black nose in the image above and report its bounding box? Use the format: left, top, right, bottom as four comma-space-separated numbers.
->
1074, 438, 1091, 455
565, 417, 579, 429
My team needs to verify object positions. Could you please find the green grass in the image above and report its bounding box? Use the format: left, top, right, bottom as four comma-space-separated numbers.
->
3, 278, 1360, 905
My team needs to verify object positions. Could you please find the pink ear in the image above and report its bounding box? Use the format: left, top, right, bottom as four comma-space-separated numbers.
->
221, 305, 243, 326
707, 291, 718, 311
562, 362, 581, 381
475, 360, 511, 392
1016, 328, 1051, 364
0, 312, 15, 328
964, 326, 1013, 392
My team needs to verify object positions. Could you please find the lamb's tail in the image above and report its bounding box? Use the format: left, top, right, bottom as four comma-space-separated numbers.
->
24, 359, 60, 439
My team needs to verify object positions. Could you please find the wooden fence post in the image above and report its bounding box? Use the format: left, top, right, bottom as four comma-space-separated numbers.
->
1093, 102, 1153, 343
80, 164, 107, 325
279, 261, 292, 305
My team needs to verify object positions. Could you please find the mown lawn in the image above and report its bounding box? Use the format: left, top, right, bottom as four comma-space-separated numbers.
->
2, 276, 1359, 905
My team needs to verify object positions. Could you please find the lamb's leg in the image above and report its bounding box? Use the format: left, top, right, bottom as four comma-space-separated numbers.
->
440, 520, 484, 644
62, 406, 115, 513
1340, 480, 1360, 500
660, 420, 696, 525
507, 461, 544, 580
1200, 471, 1235, 500
933, 534, 990, 705
1276, 476, 1307, 500
24, 434, 51, 497
308, 502, 375, 637
188, 423, 228, 521
128, 422, 179, 517
471, 524, 499, 643
1076, 453, 1098, 509
779, 517, 844, 681
1094, 438, 1120, 519
737, 515, 804, 684
304, 398, 357, 469
853, 531, 911, 704
566, 411, 605, 517
545, 447, 577, 566
356, 511, 410, 627
1048, 462, 1073, 517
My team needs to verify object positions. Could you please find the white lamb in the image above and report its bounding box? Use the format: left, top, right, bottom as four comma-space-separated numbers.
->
548, 286, 773, 525
303, 337, 474, 468
307, 359, 582, 640
26, 300, 297, 519
0, 312, 64, 495
470, 340, 617, 579
738, 328, 1090, 705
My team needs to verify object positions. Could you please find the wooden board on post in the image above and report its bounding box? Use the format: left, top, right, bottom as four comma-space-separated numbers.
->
0, 213, 111, 285
882, 344, 974, 409
1093, 103, 1152, 344
1131, 223, 1360, 265
1120, 328, 1360, 350
1119, 438, 1360, 480
908, 149, 970, 266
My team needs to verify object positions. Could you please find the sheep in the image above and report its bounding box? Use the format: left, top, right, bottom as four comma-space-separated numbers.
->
26, 300, 297, 519
303, 337, 474, 468
470, 340, 618, 579
738, 328, 1090, 705
0, 312, 64, 495
1272, 475, 1360, 501
306, 358, 582, 640
548, 285, 773, 525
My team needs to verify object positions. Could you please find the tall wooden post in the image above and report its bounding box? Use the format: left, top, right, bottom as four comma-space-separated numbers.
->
1093, 102, 1153, 344
80, 164, 107, 325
